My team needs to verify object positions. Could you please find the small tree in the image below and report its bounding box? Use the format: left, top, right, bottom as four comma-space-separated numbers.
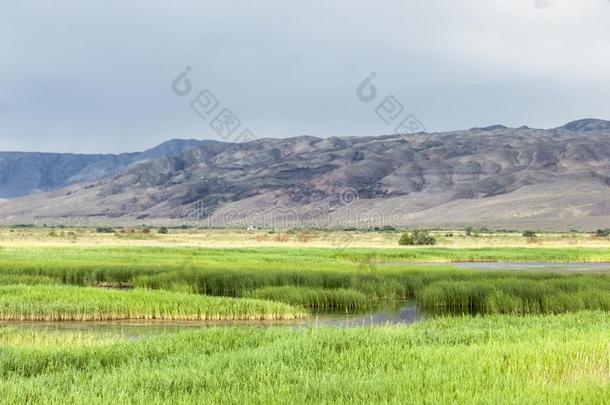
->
398, 232, 414, 245
158, 226, 169, 234
465, 226, 473, 236
412, 230, 437, 245
522, 230, 537, 238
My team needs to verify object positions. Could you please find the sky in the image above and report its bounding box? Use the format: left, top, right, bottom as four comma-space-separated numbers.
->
1, 0, 610, 153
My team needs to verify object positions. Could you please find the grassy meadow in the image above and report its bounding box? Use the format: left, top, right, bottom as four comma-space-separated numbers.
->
1, 243, 610, 312
1, 227, 610, 402
1, 313, 610, 403
0, 285, 303, 321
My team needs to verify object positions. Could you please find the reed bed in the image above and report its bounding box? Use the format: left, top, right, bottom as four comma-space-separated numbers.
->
0, 285, 305, 321
418, 276, 610, 314
1, 312, 610, 403
0, 244, 609, 401
246, 286, 369, 310
0, 326, 119, 349
3, 246, 610, 316
0, 274, 59, 286
1, 246, 610, 288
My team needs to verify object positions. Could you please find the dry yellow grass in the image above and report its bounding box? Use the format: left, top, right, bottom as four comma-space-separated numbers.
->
1, 227, 609, 249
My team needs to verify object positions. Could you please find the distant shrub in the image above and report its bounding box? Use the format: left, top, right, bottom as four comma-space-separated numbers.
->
275, 232, 289, 242
382, 225, 397, 232
255, 234, 268, 242
399, 230, 437, 246
465, 226, 473, 236
141, 227, 151, 234
399, 233, 414, 245
522, 230, 537, 238
296, 230, 312, 243
476, 227, 493, 234
158, 226, 169, 234
95, 227, 114, 233
595, 229, 610, 237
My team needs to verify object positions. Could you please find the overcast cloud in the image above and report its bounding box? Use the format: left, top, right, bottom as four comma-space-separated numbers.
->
1, 0, 609, 153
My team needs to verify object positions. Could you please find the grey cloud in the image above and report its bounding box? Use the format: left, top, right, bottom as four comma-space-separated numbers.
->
1, 0, 609, 153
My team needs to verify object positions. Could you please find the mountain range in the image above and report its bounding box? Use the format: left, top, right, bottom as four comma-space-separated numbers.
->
1, 118, 610, 230
0, 139, 217, 198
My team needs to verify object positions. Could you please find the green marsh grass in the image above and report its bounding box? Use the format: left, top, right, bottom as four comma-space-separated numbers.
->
246, 286, 369, 310
418, 276, 610, 314
1, 245, 610, 287
3, 246, 610, 315
1, 244, 610, 401
0, 285, 304, 321
1, 312, 610, 403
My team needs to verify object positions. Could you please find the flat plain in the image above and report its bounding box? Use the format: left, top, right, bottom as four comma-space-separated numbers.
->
1, 227, 610, 403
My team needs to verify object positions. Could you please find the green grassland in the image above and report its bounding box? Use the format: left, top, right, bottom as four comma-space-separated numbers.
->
0, 285, 303, 321
246, 286, 369, 310
2, 239, 610, 403
0, 313, 609, 403
1, 246, 610, 313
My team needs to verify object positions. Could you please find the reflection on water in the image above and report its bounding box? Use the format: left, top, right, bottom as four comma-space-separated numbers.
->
0, 301, 425, 337
453, 262, 610, 273
307, 301, 423, 328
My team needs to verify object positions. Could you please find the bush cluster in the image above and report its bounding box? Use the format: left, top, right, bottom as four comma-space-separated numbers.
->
398, 230, 437, 246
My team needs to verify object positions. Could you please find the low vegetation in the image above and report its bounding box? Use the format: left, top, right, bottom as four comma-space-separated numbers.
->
398, 230, 437, 245
0, 231, 609, 402
0, 285, 304, 321
0, 246, 610, 314
247, 286, 369, 310
1, 313, 610, 403
418, 276, 610, 314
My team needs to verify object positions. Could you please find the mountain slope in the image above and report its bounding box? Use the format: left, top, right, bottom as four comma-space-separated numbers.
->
0, 139, 219, 198
1, 119, 610, 230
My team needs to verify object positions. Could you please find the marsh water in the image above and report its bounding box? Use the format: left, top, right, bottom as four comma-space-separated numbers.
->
0, 301, 425, 337
453, 262, 610, 273
380, 261, 610, 273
